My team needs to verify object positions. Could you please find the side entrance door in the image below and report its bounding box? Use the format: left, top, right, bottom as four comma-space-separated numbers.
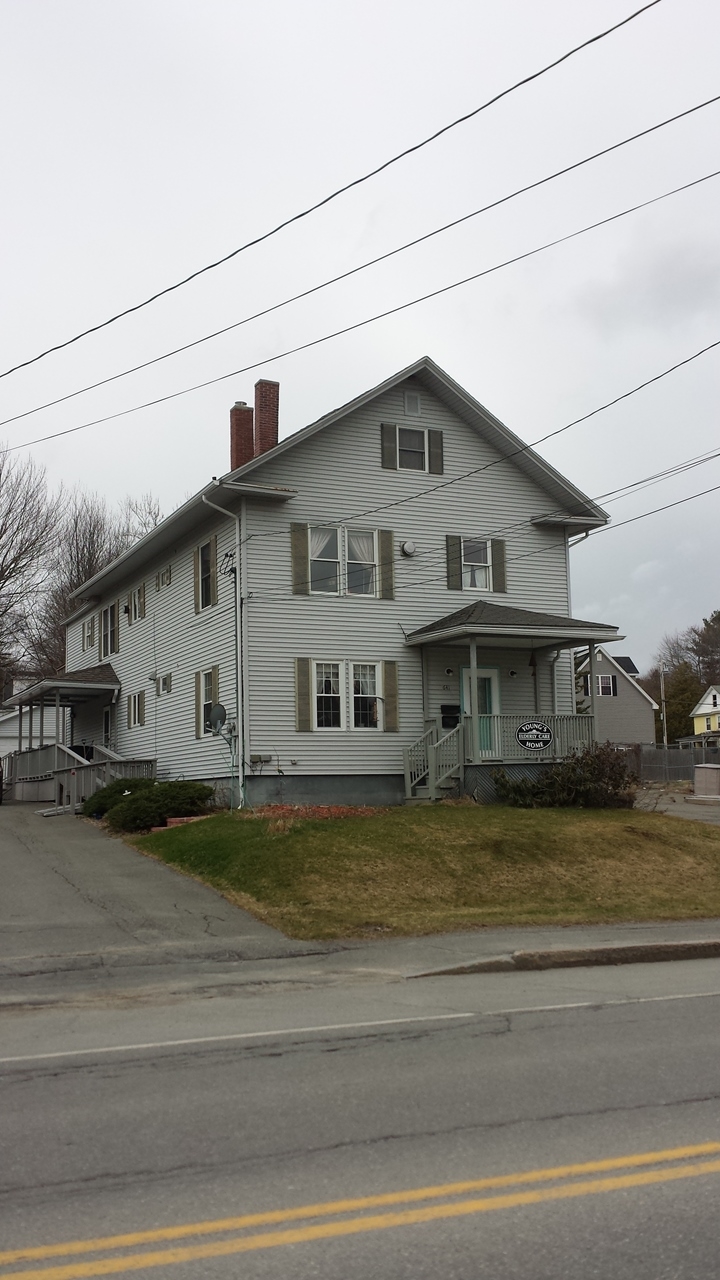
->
461, 667, 501, 757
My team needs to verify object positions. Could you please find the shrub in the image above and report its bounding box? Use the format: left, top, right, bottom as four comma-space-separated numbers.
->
105, 780, 215, 832
492, 742, 637, 809
82, 776, 156, 818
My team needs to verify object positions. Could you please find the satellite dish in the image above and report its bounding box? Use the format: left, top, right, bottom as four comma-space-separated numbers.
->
209, 704, 227, 735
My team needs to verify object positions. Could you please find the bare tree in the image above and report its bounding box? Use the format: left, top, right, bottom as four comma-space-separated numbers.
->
21, 488, 163, 675
0, 448, 63, 684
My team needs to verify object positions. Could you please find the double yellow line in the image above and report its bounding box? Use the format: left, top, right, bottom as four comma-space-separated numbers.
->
3, 1141, 720, 1278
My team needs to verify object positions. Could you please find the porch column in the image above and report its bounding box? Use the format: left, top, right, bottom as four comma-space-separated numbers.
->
588, 644, 598, 740
469, 638, 480, 762
55, 691, 61, 761
551, 651, 560, 715
18, 703, 23, 753
28, 701, 33, 750
39, 698, 44, 748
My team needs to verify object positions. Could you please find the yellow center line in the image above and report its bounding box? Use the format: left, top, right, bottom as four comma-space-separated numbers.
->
1, 1141, 720, 1270
4, 1157, 720, 1280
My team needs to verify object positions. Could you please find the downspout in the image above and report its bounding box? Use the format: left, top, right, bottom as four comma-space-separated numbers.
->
202, 492, 245, 808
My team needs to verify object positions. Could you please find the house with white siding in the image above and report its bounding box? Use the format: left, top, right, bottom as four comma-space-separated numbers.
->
3, 357, 625, 807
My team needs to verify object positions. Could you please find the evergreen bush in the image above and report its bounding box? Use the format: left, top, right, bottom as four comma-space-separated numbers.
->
82, 776, 156, 818
491, 742, 637, 809
105, 780, 214, 832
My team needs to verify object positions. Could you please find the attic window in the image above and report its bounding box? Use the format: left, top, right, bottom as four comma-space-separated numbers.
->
398, 428, 426, 471
404, 390, 421, 416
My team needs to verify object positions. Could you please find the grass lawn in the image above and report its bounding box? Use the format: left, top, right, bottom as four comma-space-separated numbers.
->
131, 804, 720, 940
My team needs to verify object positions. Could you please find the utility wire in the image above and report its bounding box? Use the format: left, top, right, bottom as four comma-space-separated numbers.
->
0, 0, 663, 382
8, 219, 720, 457
240, 336, 720, 544
248, 445, 720, 600
5, 120, 717, 432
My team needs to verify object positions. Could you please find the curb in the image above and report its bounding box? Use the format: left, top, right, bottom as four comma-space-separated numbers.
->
0, 938, 339, 979
409, 938, 720, 978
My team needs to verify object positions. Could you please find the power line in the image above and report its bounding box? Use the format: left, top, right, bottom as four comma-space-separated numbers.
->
0, 0, 663, 382
8, 223, 720, 458
240, 336, 720, 544
248, 445, 720, 600
6, 123, 717, 433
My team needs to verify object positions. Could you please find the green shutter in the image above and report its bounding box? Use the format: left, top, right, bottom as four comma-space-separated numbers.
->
290, 523, 310, 595
295, 658, 312, 732
491, 539, 507, 593
383, 661, 399, 732
446, 535, 463, 590
428, 429, 444, 475
138, 691, 146, 727
195, 671, 202, 738
139, 583, 146, 618
193, 549, 200, 614
126, 593, 132, 627
381, 423, 397, 470
127, 695, 132, 729
211, 664, 220, 706
114, 600, 120, 652
378, 529, 394, 600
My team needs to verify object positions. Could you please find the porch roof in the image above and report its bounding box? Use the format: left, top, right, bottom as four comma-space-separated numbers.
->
405, 600, 622, 650
3, 664, 121, 709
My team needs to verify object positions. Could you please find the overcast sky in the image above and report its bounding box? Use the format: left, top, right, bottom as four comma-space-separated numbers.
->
2, 0, 718, 672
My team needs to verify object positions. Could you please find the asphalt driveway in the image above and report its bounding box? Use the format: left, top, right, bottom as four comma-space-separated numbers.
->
0, 804, 321, 970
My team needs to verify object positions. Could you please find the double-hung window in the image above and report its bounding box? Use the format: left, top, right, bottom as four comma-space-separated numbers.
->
397, 427, 426, 471
200, 543, 212, 608
128, 691, 145, 727
315, 662, 342, 727
598, 674, 617, 696
82, 616, 96, 651
352, 663, 379, 728
462, 539, 491, 590
101, 603, 118, 658
309, 528, 340, 594
309, 527, 377, 596
202, 670, 214, 733
346, 530, 376, 595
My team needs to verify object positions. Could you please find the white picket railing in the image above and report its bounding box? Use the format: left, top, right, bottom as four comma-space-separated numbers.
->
428, 724, 463, 798
403, 726, 436, 796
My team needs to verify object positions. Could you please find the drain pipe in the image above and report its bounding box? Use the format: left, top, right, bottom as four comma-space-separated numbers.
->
202, 491, 245, 808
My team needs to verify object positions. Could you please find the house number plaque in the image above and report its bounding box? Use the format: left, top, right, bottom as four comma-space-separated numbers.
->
515, 721, 553, 751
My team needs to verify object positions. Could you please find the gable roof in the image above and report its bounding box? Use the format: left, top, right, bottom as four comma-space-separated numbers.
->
576, 646, 659, 709
690, 686, 720, 716
228, 356, 609, 528
70, 356, 607, 602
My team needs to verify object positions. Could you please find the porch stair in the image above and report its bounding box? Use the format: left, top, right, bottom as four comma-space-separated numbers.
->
403, 723, 463, 803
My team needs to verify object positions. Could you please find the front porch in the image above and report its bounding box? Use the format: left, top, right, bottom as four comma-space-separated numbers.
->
402, 599, 622, 801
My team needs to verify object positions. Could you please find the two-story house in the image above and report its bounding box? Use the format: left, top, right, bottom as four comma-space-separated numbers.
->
689, 687, 720, 741
4, 357, 623, 806
576, 649, 658, 745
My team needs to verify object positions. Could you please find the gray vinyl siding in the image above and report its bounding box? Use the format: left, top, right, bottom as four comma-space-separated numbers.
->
589, 666, 657, 744
242, 378, 575, 776
65, 520, 239, 779
63, 375, 579, 781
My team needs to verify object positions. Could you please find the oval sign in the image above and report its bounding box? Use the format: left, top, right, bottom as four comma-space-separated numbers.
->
516, 721, 554, 751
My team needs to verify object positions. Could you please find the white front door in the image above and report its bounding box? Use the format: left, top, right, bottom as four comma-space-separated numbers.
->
461, 667, 501, 756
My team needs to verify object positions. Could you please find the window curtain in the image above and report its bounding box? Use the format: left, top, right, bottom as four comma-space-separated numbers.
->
347, 530, 375, 563
310, 527, 337, 559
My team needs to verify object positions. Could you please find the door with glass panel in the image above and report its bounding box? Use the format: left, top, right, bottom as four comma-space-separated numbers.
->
461, 667, 500, 757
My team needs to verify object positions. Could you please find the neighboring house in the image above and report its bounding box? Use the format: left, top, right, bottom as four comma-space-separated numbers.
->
690, 687, 720, 736
4, 357, 625, 805
0, 706, 56, 756
576, 649, 658, 745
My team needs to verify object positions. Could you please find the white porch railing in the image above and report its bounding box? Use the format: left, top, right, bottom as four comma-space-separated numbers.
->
2, 742, 87, 785
403, 713, 596, 799
1, 743, 155, 810
465, 714, 595, 761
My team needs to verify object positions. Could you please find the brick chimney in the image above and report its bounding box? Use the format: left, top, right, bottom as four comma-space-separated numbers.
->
254, 380, 279, 456
230, 401, 254, 471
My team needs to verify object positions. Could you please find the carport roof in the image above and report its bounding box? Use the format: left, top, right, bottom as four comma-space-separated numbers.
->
2, 664, 121, 709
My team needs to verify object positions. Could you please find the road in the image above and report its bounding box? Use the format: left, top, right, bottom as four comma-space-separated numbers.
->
3, 956, 720, 1279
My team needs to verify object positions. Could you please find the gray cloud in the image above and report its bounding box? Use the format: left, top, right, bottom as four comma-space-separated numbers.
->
577, 239, 720, 334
